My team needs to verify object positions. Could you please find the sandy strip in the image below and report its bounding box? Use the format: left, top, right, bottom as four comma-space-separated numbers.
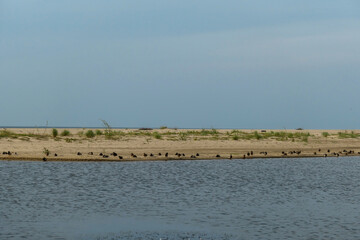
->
1, 128, 360, 162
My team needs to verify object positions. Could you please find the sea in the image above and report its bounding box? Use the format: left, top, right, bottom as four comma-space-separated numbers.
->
1, 157, 360, 240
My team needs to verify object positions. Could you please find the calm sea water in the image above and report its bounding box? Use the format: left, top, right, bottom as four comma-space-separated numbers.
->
1, 157, 360, 240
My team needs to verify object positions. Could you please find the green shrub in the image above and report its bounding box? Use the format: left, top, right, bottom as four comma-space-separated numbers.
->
232, 135, 239, 140
160, 126, 168, 129
322, 132, 329, 138
85, 130, 95, 138
61, 130, 70, 136
95, 130, 103, 135
153, 132, 162, 139
52, 128, 58, 138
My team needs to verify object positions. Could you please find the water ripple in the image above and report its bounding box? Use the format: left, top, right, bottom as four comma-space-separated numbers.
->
2, 157, 360, 239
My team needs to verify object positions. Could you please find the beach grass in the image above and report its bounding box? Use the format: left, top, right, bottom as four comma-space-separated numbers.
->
1, 128, 359, 144
338, 131, 360, 138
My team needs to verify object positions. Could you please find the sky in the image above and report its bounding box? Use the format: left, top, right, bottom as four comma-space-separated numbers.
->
1, 0, 360, 129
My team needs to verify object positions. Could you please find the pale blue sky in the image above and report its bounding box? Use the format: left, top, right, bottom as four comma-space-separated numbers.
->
1, 1, 360, 128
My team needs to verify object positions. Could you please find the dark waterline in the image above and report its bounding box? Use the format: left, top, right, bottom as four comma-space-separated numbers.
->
1, 158, 360, 239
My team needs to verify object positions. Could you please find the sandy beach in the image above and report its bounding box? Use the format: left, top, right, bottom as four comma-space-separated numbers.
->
1, 128, 360, 161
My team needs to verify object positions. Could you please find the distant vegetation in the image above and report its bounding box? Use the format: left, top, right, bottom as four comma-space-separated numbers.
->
0, 127, 360, 143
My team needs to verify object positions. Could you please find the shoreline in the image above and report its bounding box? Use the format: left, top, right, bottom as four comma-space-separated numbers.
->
1, 152, 359, 162
1, 128, 360, 162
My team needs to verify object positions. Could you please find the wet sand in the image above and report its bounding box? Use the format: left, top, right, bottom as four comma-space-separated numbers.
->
1, 128, 360, 161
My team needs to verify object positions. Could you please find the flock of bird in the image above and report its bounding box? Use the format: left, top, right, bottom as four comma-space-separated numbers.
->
2, 149, 360, 161
310, 148, 360, 157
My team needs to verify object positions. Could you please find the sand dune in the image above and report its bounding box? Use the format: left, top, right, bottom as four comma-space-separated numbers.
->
1, 128, 360, 161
